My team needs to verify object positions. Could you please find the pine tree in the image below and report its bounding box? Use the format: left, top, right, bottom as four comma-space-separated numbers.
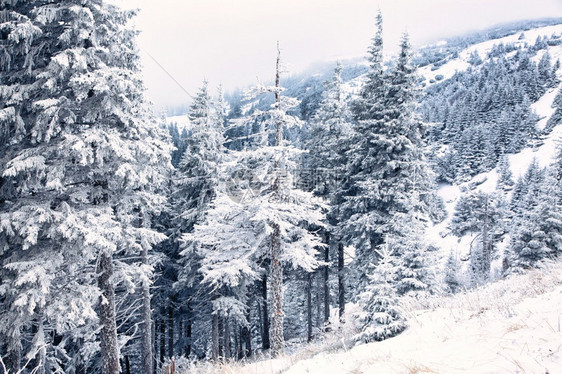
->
0, 1, 171, 372
173, 81, 224, 234
538, 52, 555, 87
450, 192, 503, 284
546, 87, 562, 133
444, 250, 462, 293
355, 238, 406, 343
168, 81, 226, 361
184, 45, 326, 358
510, 158, 545, 217
306, 62, 352, 319
307, 62, 352, 196
344, 29, 436, 294
497, 153, 514, 192
352, 10, 384, 123
392, 210, 435, 296
508, 168, 562, 270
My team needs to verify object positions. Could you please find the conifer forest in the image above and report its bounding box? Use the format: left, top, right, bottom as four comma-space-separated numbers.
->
1, 1, 562, 373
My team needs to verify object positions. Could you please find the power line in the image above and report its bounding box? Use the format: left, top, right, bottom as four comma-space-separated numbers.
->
140, 47, 194, 100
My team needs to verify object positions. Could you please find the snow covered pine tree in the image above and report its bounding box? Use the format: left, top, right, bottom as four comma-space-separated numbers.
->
0, 1, 171, 372
185, 44, 326, 358
306, 62, 353, 320
344, 13, 436, 295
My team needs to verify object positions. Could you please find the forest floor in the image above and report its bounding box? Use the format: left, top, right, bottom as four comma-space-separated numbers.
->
180, 262, 562, 374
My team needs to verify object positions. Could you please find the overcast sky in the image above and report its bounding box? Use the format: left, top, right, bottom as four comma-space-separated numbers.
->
113, 0, 562, 111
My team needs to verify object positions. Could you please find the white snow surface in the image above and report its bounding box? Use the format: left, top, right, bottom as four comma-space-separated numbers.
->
419, 24, 562, 85
166, 114, 192, 132
533, 83, 561, 131
181, 262, 562, 374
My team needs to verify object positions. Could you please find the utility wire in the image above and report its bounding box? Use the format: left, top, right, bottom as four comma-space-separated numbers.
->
141, 47, 194, 100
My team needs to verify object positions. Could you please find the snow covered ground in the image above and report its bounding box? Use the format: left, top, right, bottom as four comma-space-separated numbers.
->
425, 75, 562, 279
419, 24, 562, 86
179, 262, 562, 374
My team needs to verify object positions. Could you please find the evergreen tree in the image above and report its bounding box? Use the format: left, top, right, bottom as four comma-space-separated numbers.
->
450, 192, 503, 284
355, 238, 406, 343
508, 168, 562, 270
306, 62, 353, 319
344, 29, 436, 293
307, 62, 352, 195
168, 81, 226, 362
510, 158, 545, 217
392, 209, 435, 296
546, 87, 562, 133
173, 81, 224, 234
497, 154, 514, 192
184, 46, 326, 358
0, 1, 171, 372
444, 250, 462, 294
352, 10, 384, 123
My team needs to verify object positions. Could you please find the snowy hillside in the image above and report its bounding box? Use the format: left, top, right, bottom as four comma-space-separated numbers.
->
168, 20, 562, 374
428, 81, 562, 279
418, 23, 562, 85
5, 0, 562, 372
180, 262, 562, 374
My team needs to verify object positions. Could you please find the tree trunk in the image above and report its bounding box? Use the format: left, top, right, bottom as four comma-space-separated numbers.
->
316, 274, 321, 327
185, 302, 192, 358
151, 319, 156, 374
178, 318, 183, 356
218, 314, 224, 359
243, 297, 252, 358
29, 319, 46, 374
235, 327, 241, 359
168, 300, 174, 359
159, 316, 166, 365
125, 355, 131, 374
338, 242, 345, 322
482, 196, 491, 279
269, 222, 284, 357
274, 41, 282, 146
141, 245, 153, 374
261, 275, 270, 350
224, 316, 231, 359
306, 272, 312, 342
212, 311, 219, 361
97, 251, 120, 374
269, 41, 285, 358
323, 232, 330, 324
186, 314, 192, 358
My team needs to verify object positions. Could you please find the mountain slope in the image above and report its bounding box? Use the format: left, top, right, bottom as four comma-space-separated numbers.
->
167, 20, 562, 373
178, 262, 562, 374
428, 80, 562, 280
284, 263, 562, 374
418, 23, 562, 86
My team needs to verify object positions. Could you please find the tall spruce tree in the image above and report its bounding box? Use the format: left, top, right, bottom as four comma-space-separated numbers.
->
508, 167, 562, 270
344, 26, 435, 294
450, 192, 503, 284
170, 81, 226, 361
0, 1, 171, 372
174, 81, 224, 234
306, 62, 352, 320
183, 46, 326, 358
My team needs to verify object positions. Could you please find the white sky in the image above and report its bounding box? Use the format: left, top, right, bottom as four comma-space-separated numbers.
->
113, 0, 562, 111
